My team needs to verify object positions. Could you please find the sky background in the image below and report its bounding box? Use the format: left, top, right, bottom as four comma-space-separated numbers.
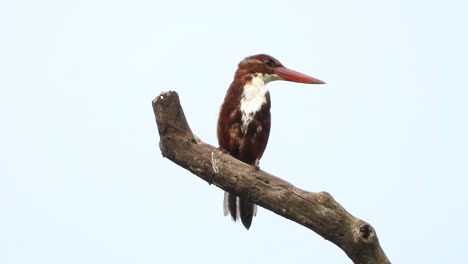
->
1, 0, 467, 263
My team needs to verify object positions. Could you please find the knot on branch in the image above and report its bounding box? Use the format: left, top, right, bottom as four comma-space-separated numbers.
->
359, 224, 373, 240
352, 221, 378, 245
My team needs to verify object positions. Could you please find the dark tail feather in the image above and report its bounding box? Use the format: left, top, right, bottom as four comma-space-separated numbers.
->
224, 192, 256, 229
227, 192, 237, 221
239, 198, 254, 229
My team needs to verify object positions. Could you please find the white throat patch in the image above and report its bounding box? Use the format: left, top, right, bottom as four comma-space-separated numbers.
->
239, 74, 273, 133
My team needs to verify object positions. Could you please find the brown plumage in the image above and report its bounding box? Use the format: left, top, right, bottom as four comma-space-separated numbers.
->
217, 54, 324, 229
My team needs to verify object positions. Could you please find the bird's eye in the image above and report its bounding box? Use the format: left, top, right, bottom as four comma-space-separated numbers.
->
264, 59, 275, 67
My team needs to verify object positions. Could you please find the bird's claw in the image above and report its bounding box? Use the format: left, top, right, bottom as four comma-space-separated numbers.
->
218, 147, 229, 154
253, 159, 260, 171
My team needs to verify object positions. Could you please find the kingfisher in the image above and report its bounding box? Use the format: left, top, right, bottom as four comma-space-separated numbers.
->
217, 54, 325, 229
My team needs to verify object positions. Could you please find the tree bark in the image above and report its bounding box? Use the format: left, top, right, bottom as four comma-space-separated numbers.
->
152, 91, 391, 264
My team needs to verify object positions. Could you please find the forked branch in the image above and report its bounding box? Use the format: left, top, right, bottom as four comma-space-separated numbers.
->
152, 91, 390, 264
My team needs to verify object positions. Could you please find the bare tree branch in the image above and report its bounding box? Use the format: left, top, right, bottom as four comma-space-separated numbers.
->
152, 91, 391, 264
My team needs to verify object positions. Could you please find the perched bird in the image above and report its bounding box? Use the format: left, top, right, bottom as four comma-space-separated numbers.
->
217, 54, 325, 229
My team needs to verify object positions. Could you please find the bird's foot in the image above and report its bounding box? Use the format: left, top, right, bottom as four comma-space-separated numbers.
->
218, 147, 229, 154
253, 159, 260, 171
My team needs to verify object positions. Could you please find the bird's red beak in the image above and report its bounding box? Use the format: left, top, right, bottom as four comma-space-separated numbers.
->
274, 67, 325, 84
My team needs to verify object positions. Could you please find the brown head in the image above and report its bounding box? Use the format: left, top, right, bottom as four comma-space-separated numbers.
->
234, 54, 325, 85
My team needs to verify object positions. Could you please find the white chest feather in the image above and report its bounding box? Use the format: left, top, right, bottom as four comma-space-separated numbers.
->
240, 75, 268, 133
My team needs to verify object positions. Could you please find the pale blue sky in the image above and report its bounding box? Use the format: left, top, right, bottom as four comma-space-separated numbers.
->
1, 0, 467, 263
